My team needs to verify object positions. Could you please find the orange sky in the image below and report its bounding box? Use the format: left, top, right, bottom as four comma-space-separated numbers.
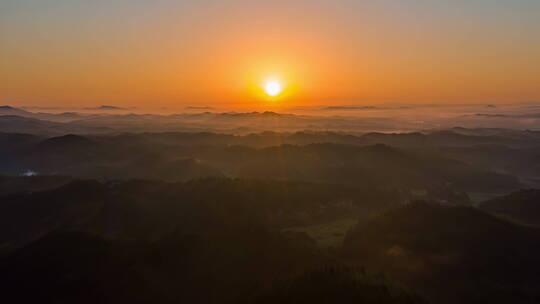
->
1, 0, 539, 110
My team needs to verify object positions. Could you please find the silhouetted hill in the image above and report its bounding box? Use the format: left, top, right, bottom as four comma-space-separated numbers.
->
0, 180, 109, 250
0, 228, 316, 303
0, 132, 41, 149
426, 144, 540, 188
0, 189, 428, 304
0, 132, 521, 192
0, 106, 86, 122
231, 143, 519, 191
84, 105, 129, 111
0, 115, 110, 136
0, 175, 537, 304
426, 130, 516, 147
480, 189, 540, 226
0, 177, 402, 250
0, 115, 67, 135
0, 231, 152, 304
0, 175, 73, 195
0, 105, 31, 116
343, 202, 540, 304
362, 132, 426, 146
252, 266, 427, 304
37, 134, 96, 150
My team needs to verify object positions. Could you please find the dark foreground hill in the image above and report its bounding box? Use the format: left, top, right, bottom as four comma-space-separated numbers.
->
0, 229, 325, 304
1, 233, 428, 304
0, 177, 402, 250
0, 177, 425, 304
252, 266, 427, 304
480, 189, 540, 226
2, 176, 540, 304
343, 202, 540, 304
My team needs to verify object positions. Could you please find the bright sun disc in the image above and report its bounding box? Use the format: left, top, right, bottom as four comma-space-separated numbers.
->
264, 80, 283, 97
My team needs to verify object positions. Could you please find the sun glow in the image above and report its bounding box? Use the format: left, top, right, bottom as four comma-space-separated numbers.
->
263, 79, 283, 97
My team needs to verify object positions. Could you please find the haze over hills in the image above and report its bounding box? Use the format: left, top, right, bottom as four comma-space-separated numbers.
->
3, 103, 540, 135
2, 105, 540, 304
3, 0, 540, 302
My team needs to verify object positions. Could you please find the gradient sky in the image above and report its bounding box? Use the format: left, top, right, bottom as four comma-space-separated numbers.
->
1, 0, 539, 109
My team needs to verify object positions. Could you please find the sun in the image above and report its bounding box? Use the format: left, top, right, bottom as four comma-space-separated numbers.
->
263, 79, 283, 97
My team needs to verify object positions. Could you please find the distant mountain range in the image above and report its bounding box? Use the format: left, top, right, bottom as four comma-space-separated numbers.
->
3, 104, 540, 140
83, 105, 130, 111
0, 130, 526, 193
